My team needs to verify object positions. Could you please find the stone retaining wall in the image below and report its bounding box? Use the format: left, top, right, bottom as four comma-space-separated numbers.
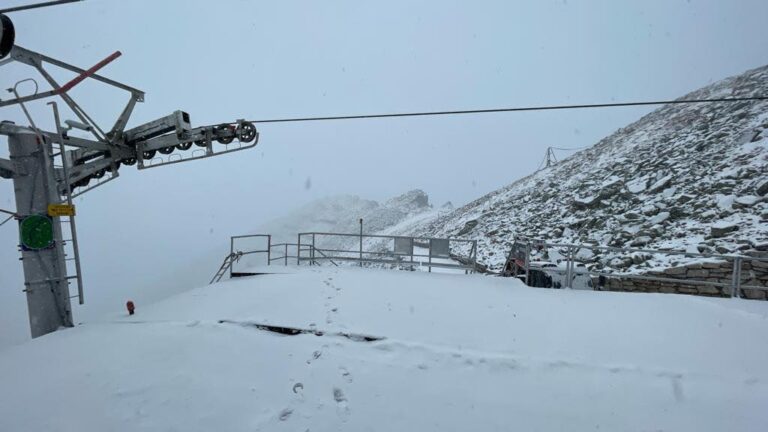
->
595, 255, 768, 300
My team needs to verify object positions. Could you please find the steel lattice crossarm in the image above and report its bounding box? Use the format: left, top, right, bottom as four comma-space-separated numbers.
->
0, 43, 259, 196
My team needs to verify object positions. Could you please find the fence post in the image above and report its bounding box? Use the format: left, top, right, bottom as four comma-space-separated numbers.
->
297, 234, 301, 266
730, 257, 742, 298
524, 242, 531, 286
267, 235, 271, 266
359, 219, 363, 268
312, 234, 316, 266
285, 243, 288, 266
229, 236, 235, 278
566, 246, 574, 289
428, 239, 433, 273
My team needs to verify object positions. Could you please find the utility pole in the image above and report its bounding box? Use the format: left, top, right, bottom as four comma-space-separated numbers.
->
544, 146, 557, 168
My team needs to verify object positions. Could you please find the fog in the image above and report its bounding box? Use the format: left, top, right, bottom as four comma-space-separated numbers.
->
1, 0, 767, 348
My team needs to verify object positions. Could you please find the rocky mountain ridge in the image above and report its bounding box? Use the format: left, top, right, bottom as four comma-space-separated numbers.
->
404, 64, 768, 273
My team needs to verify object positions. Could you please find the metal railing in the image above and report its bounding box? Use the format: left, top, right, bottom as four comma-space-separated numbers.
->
297, 232, 478, 273
507, 239, 768, 298
220, 232, 478, 281
228, 234, 271, 277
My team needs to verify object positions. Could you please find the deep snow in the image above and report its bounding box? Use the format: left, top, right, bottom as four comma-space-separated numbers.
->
0, 267, 767, 431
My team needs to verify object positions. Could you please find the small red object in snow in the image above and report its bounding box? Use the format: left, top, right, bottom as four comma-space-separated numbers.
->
126, 300, 135, 316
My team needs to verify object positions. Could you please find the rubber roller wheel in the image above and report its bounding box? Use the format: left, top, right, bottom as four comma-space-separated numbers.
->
75, 176, 90, 188
237, 121, 257, 143
176, 142, 193, 151
158, 146, 175, 155
0, 14, 15, 60
92, 169, 106, 179
122, 158, 137, 166
194, 139, 207, 147
214, 124, 235, 145
142, 149, 156, 159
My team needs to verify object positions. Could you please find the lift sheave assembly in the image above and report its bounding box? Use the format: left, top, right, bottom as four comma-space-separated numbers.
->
0, 8, 258, 338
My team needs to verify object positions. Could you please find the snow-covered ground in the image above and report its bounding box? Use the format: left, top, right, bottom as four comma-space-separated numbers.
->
1, 267, 767, 431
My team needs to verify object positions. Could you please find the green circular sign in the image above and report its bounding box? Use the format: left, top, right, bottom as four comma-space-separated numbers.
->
19, 214, 54, 250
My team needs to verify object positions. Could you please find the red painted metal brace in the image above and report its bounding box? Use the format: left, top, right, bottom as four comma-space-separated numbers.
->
57, 50, 122, 94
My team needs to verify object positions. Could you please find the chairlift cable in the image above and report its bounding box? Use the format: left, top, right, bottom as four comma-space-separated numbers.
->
243, 95, 768, 125
0, 0, 83, 14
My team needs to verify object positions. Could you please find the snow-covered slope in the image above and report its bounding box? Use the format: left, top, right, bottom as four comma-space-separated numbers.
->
1, 267, 767, 431
407, 65, 768, 271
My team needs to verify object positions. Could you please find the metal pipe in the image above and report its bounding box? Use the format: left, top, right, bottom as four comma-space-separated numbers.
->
359, 218, 363, 268
524, 243, 531, 286
230, 236, 234, 265
733, 257, 742, 298
49, 101, 84, 304
57, 51, 121, 94
428, 239, 432, 273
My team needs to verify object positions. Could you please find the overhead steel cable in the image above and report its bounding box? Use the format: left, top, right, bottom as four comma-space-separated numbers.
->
0, 0, 83, 14
244, 95, 768, 125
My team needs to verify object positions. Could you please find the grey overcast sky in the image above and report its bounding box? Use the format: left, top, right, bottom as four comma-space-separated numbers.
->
1, 0, 767, 347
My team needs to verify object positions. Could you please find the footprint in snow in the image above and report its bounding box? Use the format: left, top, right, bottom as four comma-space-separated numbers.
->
278, 408, 293, 421
339, 366, 353, 383
306, 350, 322, 364
333, 387, 350, 421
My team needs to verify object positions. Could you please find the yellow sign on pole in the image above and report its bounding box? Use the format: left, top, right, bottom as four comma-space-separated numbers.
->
47, 204, 76, 217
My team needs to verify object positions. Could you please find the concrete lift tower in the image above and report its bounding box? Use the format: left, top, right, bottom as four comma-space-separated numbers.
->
0, 1, 259, 338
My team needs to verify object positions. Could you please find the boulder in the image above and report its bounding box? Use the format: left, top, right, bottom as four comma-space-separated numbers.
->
734, 195, 760, 207
573, 195, 599, 209
630, 236, 652, 247
648, 211, 670, 225
457, 220, 479, 236
757, 179, 768, 196
710, 222, 738, 238
648, 175, 673, 193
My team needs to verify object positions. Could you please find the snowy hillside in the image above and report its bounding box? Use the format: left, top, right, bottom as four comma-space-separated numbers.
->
406, 65, 768, 271
1, 267, 767, 431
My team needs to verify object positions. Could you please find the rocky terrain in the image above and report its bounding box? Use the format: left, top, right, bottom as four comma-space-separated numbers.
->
404, 65, 768, 274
